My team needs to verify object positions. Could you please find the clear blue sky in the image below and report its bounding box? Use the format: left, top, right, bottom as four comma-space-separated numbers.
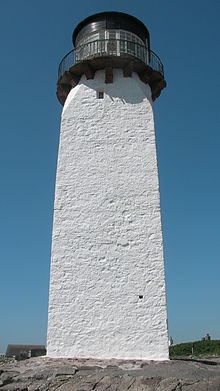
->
0, 0, 219, 353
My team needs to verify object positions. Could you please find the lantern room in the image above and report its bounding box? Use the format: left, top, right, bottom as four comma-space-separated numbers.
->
57, 12, 166, 105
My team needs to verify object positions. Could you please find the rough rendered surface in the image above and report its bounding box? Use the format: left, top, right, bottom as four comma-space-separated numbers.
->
47, 70, 168, 359
1, 357, 220, 390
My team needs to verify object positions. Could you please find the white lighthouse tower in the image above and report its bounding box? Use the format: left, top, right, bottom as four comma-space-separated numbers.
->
47, 12, 169, 360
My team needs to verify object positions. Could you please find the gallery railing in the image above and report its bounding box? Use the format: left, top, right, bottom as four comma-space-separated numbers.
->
58, 39, 164, 79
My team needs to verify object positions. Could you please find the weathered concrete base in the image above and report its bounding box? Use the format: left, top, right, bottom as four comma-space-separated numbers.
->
1, 356, 220, 390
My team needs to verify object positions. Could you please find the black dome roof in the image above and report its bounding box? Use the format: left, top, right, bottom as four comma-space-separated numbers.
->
72, 11, 150, 48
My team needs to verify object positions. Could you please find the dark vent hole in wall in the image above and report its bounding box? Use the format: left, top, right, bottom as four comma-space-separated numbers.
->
97, 91, 104, 99
139, 295, 143, 299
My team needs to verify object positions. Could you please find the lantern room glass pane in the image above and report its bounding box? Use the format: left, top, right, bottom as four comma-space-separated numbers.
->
75, 29, 148, 64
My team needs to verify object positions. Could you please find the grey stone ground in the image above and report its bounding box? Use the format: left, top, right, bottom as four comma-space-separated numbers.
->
1, 356, 220, 390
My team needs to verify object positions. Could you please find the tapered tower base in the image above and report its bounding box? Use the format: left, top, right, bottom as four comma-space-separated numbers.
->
47, 70, 169, 360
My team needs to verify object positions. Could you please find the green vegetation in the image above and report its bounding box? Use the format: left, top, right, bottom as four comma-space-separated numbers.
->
169, 340, 220, 358
0, 356, 15, 366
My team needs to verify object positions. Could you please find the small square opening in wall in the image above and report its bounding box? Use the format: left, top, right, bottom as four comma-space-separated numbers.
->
139, 295, 143, 299
97, 90, 104, 99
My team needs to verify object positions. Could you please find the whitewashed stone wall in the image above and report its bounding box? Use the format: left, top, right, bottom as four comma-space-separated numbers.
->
47, 69, 169, 360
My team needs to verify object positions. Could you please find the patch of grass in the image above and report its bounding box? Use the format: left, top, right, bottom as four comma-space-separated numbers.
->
169, 339, 220, 358
0, 356, 16, 366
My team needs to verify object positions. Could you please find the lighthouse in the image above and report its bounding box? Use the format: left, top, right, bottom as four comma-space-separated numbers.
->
47, 12, 169, 360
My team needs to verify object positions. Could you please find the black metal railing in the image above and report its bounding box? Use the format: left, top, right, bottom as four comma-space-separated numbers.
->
58, 39, 164, 79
